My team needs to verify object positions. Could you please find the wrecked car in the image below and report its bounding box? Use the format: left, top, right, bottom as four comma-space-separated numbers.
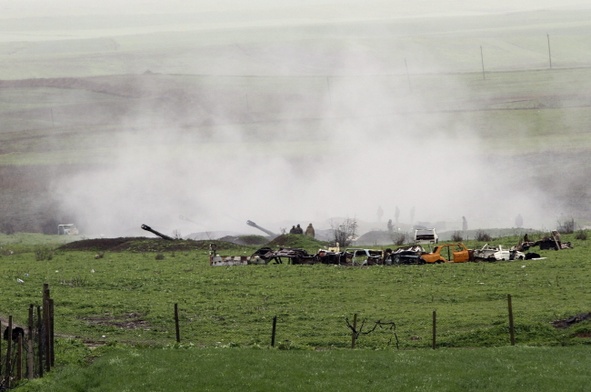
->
385, 245, 425, 265
420, 243, 471, 263
342, 248, 384, 266
473, 244, 525, 261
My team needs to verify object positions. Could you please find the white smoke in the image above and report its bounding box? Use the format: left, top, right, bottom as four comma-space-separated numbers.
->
38, 1, 585, 237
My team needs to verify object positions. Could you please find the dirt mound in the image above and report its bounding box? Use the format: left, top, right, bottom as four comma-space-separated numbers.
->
217, 235, 268, 246
267, 234, 325, 249
58, 237, 241, 252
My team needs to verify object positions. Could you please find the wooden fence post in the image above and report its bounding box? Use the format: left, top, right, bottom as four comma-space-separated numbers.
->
27, 304, 35, 379
351, 313, 358, 349
174, 304, 181, 343
49, 298, 55, 367
43, 284, 51, 372
37, 305, 43, 378
508, 294, 515, 346
432, 310, 437, 349
16, 335, 22, 382
4, 316, 13, 389
271, 316, 277, 347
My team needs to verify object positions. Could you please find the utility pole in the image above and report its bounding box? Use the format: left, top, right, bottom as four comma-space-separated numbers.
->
547, 33, 552, 69
480, 46, 486, 80
404, 58, 412, 92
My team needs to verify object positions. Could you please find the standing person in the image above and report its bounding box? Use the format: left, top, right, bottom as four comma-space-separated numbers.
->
305, 223, 315, 238
295, 224, 303, 234
289, 226, 296, 234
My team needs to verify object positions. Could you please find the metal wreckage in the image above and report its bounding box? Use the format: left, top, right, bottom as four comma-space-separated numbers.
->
139, 223, 571, 267
209, 240, 570, 267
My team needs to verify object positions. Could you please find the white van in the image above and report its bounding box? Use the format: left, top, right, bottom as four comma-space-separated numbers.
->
413, 228, 438, 244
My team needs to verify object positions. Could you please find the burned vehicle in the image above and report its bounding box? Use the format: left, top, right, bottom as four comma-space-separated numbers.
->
473, 244, 526, 261
209, 245, 269, 266
420, 243, 472, 263
342, 248, 384, 266
263, 248, 316, 264
534, 237, 572, 250
385, 245, 425, 265
209, 246, 315, 266
316, 249, 344, 265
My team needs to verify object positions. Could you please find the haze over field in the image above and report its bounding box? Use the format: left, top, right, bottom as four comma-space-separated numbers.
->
0, 1, 590, 238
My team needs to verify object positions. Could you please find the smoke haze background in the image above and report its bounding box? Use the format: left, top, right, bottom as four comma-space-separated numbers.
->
2, 0, 588, 237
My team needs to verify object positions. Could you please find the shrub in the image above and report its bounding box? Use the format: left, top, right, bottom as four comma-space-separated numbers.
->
451, 231, 463, 242
35, 246, 54, 261
557, 218, 575, 234
575, 230, 587, 241
331, 218, 358, 247
475, 230, 492, 242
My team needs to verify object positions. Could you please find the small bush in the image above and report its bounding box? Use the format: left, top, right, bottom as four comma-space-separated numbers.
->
35, 246, 54, 261
155, 253, 165, 260
557, 218, 575, 234
391, 233, 407, 246
60, 276, 88, 287
575, 230, 587, 240
475, 230, 492, 242
451, 231, 463, 242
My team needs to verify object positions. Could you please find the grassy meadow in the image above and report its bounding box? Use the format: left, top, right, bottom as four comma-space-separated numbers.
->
17, 346, 591, 392
1, 232, 590, 390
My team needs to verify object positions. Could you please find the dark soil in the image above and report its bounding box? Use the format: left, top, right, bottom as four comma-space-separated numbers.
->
58, 237, 243, 252
551, 312, 591, 329
82, 312, 150, 330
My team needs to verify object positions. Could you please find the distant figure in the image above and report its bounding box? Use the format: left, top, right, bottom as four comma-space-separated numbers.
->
462, 216, 468, 232
289, 226, 296, 234
523, 233, 529, 243
305, 223, 315, 238
387, 219, 394, 233
295, 224, 304, 234
515, 214, 524, 228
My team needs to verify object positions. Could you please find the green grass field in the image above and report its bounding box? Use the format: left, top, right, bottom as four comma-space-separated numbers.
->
16, 346, 591, 392
1, 233, 590, 390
